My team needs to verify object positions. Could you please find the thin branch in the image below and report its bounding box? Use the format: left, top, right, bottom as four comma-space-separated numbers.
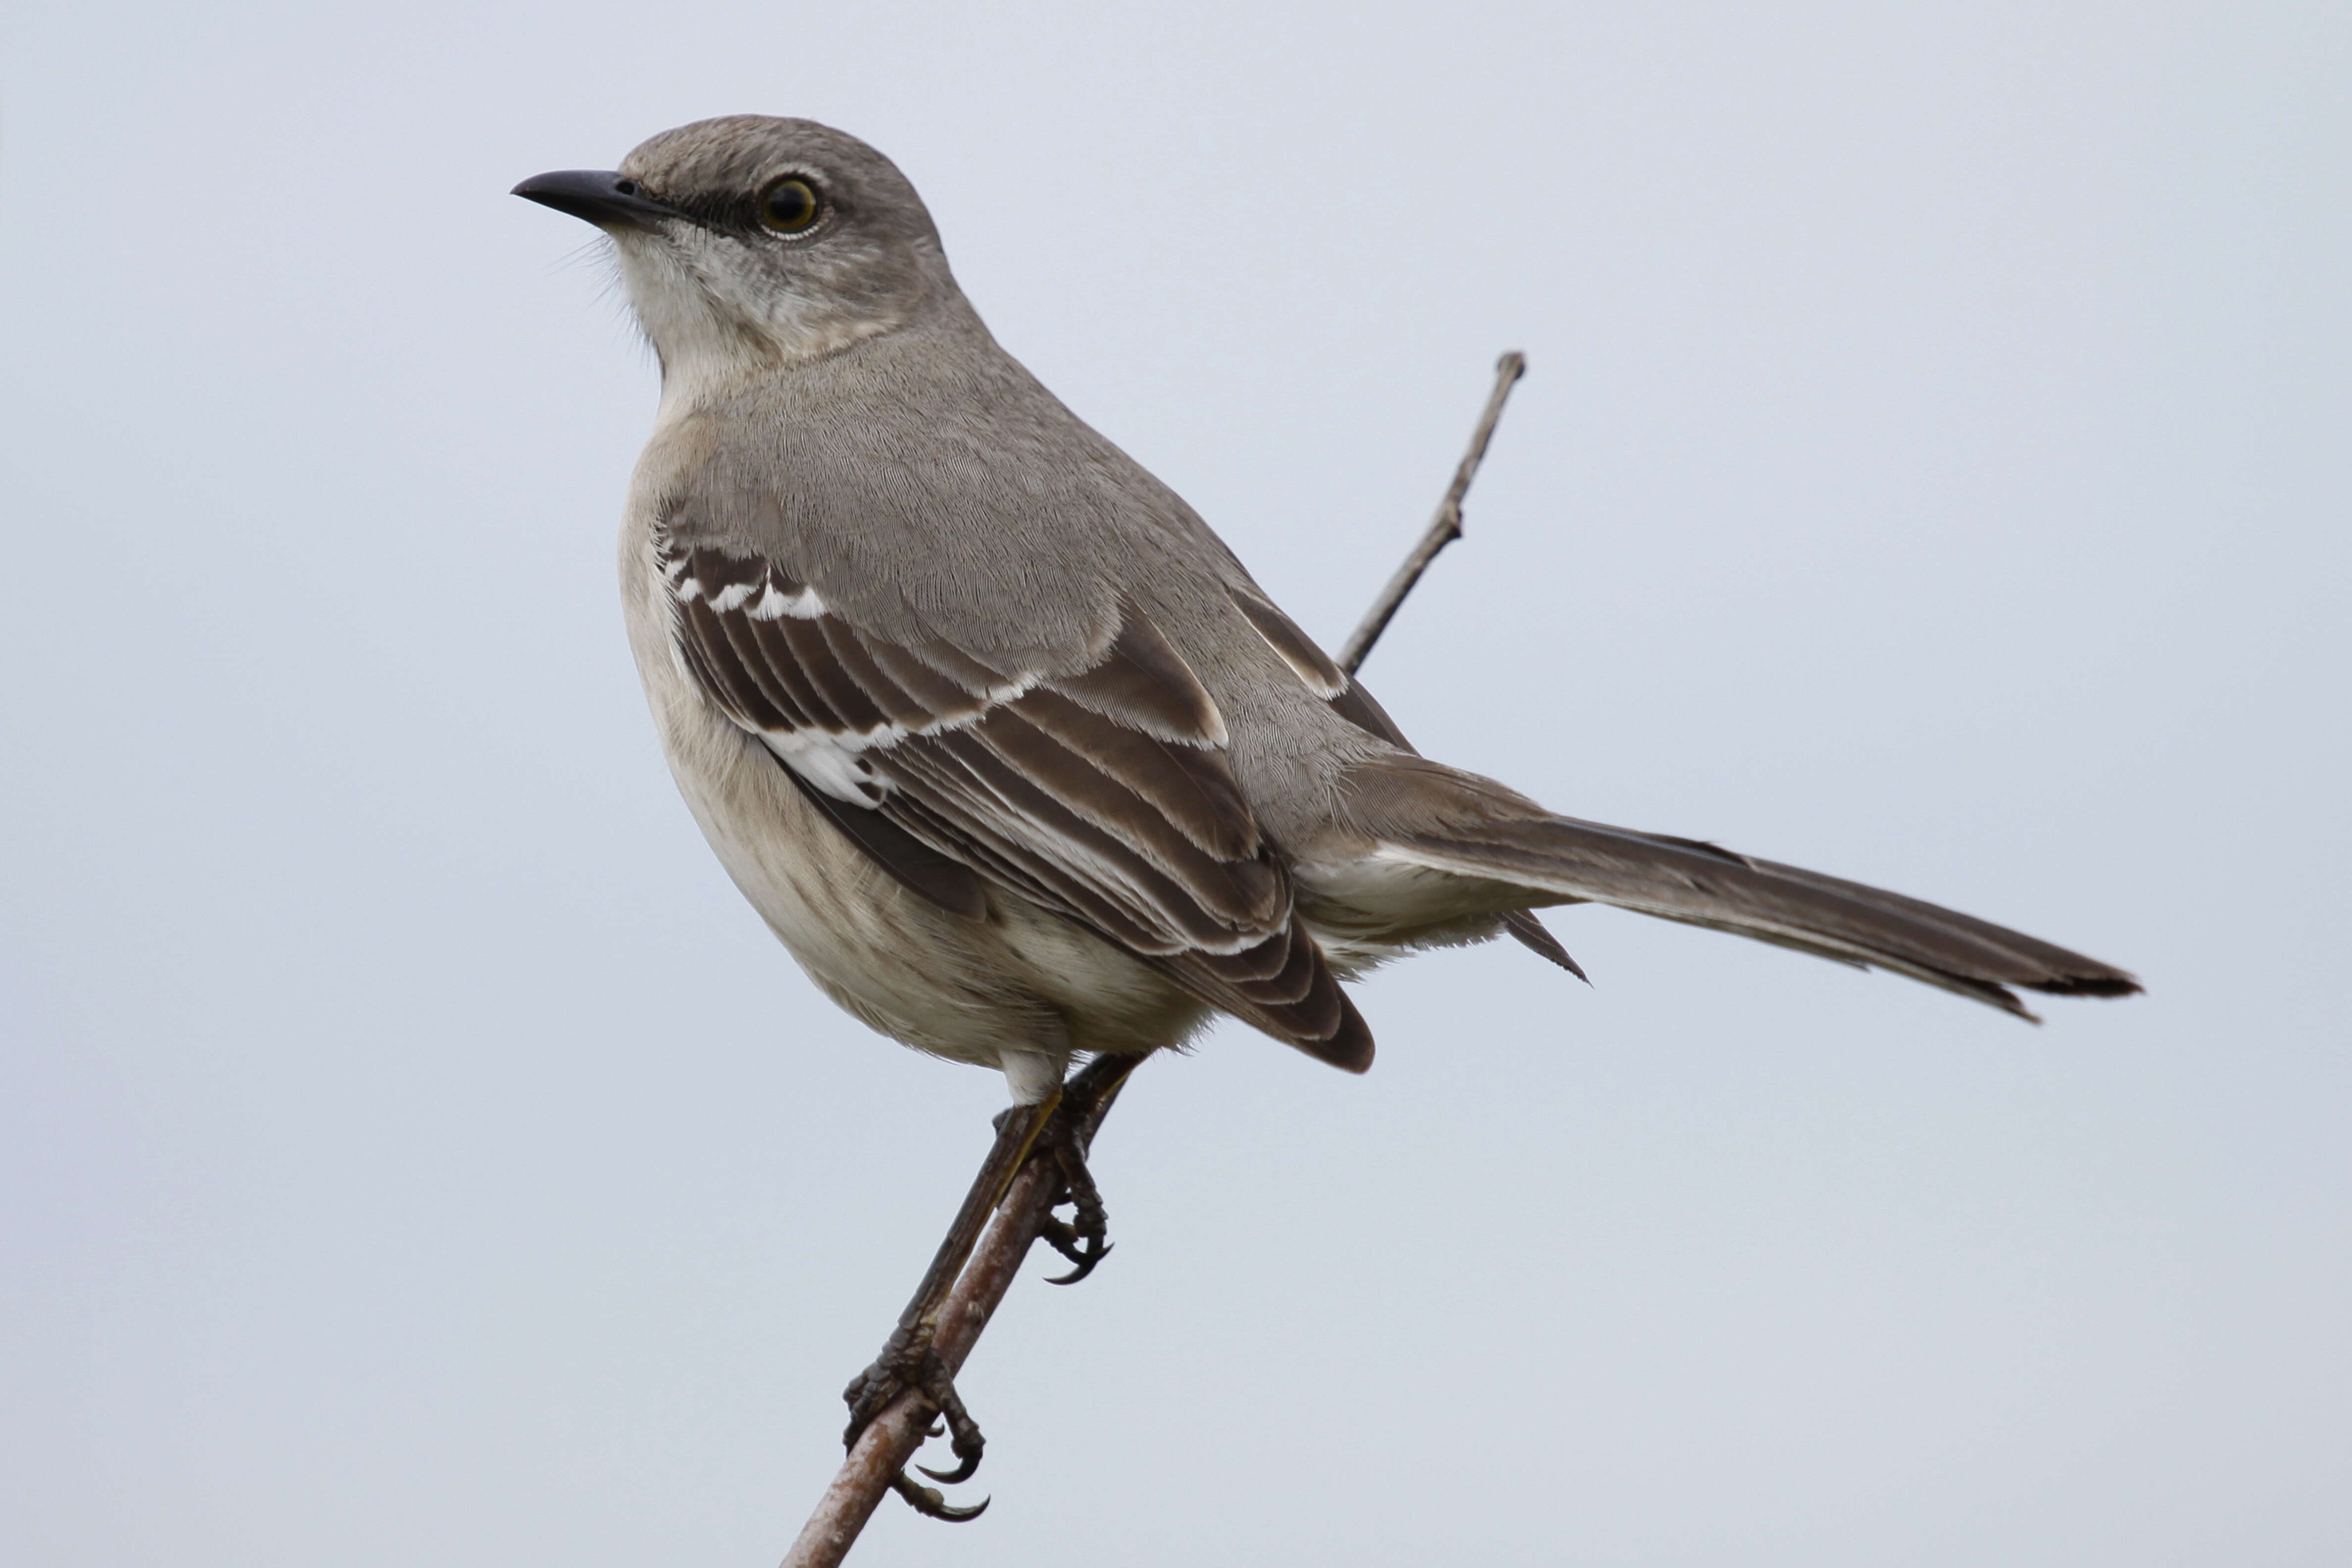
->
1336, 351, 1527, 676
779, 1067, 1131, 1568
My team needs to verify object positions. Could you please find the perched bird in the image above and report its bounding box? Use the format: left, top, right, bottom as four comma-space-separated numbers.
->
514, 115, 2138, 1517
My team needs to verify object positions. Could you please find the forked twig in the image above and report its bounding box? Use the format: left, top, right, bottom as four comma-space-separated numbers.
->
1337, 351, 1527, 675
778, 354, 1526, 1565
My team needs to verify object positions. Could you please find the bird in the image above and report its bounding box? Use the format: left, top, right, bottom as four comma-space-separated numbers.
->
513, 114, 2139, 1518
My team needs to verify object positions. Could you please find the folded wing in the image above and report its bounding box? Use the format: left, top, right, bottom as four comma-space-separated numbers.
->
662, 533, 1372, 1069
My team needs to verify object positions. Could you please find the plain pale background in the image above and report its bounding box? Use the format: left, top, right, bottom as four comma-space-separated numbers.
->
3, 3, 2345, 1564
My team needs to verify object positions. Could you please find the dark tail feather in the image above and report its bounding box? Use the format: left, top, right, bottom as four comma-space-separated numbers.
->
1501, 909, 1590, 981
1385, 817, 2139, 1020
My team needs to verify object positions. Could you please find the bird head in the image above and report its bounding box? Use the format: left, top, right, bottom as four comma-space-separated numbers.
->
515, 116, 950, 400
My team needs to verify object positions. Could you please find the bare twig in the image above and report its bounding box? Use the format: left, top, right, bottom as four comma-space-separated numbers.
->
779, 1064, 1133, 1568
1336, 351, 1527, 675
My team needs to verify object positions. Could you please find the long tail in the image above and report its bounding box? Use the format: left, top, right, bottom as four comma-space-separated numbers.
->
1377, 815, 2139, 1019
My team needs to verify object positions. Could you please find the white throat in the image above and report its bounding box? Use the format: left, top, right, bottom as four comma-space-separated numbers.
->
610, 228, 907, 423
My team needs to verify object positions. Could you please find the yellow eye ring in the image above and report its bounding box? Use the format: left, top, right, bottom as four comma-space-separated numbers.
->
759, 177, 821, 235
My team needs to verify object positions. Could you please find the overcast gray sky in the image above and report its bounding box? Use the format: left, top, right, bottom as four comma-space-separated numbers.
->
3, 3, 2346, 1565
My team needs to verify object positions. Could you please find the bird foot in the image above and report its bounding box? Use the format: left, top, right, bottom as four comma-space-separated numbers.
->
1037, 1126, 1112, 1285
843, 1056, 1137, 1520
842, 1326, 991, 1513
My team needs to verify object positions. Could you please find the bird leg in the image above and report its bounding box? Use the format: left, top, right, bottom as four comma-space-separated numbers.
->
842, 1054, 1139, 1519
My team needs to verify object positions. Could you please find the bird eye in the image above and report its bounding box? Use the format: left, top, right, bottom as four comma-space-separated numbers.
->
759, 177, 822, 234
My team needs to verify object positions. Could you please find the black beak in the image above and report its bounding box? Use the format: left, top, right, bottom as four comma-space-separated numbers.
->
511, 169, 682, 230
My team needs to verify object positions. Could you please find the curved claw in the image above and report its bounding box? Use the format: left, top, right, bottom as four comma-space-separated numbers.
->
917, 1451, 982, 1485
1045, 1238, 1112, 1286
891, 1470, 990, 1522
1036, 1169, 1113, 1286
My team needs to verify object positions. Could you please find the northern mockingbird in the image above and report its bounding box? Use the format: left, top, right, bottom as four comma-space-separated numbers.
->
514, 115, 2137, 1516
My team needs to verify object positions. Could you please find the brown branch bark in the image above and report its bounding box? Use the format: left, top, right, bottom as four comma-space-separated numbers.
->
1337, 351, 1527, 675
